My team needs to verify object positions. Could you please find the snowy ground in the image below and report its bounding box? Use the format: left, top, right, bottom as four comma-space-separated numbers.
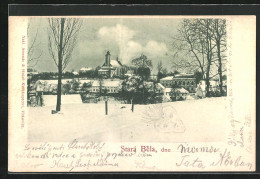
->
28, 97, 227, 142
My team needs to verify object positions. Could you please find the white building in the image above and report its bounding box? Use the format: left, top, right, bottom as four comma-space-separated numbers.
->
160, 75, 196, 93
79, 67, 93, 73
91, 80, 122, 93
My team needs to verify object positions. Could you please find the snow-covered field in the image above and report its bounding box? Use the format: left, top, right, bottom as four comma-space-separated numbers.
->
28, 97, 227, 142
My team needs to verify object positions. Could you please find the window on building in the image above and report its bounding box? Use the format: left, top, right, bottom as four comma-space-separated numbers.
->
183, 81, 185, 85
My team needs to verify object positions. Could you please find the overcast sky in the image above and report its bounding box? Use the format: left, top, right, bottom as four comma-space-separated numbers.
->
29, 17, 182, 74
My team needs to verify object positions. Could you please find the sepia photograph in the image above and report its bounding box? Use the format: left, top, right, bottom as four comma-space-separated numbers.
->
27, 17, 228, 142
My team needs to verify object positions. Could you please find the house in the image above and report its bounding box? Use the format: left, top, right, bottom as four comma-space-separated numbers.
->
160, 75, 196, 93
155, 83, 189, 101
91, 79, 122, 94
98, 51, 125, 77
34, 79, 75, 94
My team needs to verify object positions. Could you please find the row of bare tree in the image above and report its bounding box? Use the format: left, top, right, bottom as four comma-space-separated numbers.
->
172, 19, 227, 96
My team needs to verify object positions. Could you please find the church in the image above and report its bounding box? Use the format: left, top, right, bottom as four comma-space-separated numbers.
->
98, 51, 125, 78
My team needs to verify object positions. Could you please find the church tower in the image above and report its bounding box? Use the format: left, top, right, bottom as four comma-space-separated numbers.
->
105, 51, 111, 66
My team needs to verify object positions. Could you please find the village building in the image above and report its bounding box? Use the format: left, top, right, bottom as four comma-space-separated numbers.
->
98, 51, 125, 77
79, 67, 93, 74
90, 80, 122, 94
160, 74, 196, 93
33, 78, 123, 95
156, 83, 189, 101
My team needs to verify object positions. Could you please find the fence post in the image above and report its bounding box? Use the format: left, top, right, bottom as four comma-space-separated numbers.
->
105, 100, 108, 115
131, 99, 134, 112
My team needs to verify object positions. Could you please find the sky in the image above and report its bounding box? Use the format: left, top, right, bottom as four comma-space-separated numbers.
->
28, 17, 182, 74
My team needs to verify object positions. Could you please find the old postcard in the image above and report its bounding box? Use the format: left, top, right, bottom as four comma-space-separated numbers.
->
8, 16, 255, 172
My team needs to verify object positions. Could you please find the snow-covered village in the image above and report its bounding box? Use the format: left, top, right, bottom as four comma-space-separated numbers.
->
27, 17, 228, 142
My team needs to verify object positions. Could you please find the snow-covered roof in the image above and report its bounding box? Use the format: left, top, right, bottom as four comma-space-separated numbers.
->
165, 88, 172, 93
160, 76, 195, 80
92, 80, 122, 87
125, 70, 134, 74
164, 87, 189, 93
80, 79, 92, 84
98, 69, 109, 72
28, 72, 39, 75
174, 77, 195, 80
80, 67, 93, 71
110, 60, 122, 67
72, 72, 79, 75
37, 79, 74, 85
177, 88, 189, 93
36, 79, 122, 89
160, 76, 174, 81
175, 73, 194, 77
156, 83, 165, 89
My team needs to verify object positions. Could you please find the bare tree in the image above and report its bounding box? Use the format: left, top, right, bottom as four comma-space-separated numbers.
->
157, 60, 163, 81
27, 19, 43, 67
47, 18, 82, 111
132, 54, 153, 69
197, 19, 216, 96
172, 19, 222, 96
27, 19, 43, 106
211, 19, 227, 95
157, 60, 163, 73
171, 19, 207, 76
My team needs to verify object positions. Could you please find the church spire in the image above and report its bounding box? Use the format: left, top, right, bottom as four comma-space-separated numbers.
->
105, 51, 111, 66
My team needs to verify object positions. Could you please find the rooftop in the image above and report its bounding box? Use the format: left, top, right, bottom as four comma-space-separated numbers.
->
160, 75, 195, 81
36, 79, 122, 87
110, 59, 122, 67
165, 87, 189, 93
160, 76, 174, 81
80, 67, 93, 71
92, 80, 122, 87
